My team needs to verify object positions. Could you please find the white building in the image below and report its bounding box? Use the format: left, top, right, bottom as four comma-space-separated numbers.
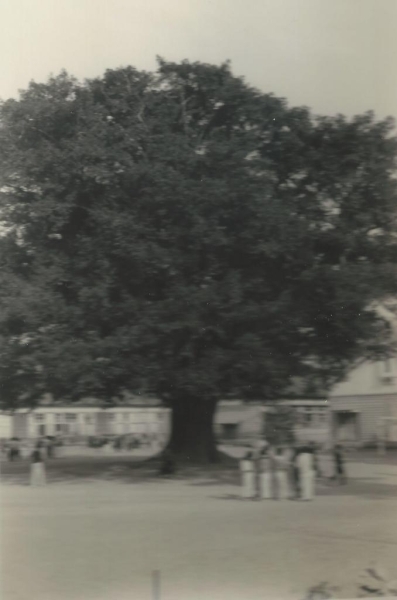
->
328, 357, 397, 445
215, 399, 329, 443
10, 405, 171, 441
0, 413, 12, 438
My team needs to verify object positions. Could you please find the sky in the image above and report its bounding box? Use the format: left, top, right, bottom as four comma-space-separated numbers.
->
1, 0, 396, 120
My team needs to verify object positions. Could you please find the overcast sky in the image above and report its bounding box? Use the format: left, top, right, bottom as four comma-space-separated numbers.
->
1, 0, 396, 120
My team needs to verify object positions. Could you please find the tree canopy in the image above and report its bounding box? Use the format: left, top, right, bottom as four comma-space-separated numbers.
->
0, 59, 396, 459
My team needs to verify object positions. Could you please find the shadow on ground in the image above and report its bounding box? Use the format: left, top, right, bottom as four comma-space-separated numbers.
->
0, 453, 238, 486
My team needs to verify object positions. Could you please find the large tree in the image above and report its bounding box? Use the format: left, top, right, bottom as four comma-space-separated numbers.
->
0, 60, 396, 461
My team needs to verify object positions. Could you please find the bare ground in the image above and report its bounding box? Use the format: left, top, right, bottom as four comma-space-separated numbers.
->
1, 453, 397, 600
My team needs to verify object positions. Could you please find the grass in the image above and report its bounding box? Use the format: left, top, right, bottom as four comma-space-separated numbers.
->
0, 449, 240, 486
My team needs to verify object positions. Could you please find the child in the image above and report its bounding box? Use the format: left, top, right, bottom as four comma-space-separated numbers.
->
30, 442, 46, 487
240, 451, 256, 499
258, 448, 272, 499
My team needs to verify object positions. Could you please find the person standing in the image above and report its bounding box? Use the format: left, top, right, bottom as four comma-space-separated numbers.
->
290, 446, 301, 499
310, 441, 322, 479
46, 436, 55, 459
30, 442, 46, 487
258, 448, 272, 499
333, 444, 347, 484
8, 437, 20, 462
240, 451, 256, 499
273, 447, 289, 500
297, 444, 315, 501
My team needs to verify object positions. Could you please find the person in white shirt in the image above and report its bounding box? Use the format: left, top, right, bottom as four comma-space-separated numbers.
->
30, 442, 46, 487
296, 445, 315, 500
240, 451, 256, 499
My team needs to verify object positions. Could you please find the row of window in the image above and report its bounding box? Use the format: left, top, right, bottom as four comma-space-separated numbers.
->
294, 408, 328, 425
33, 412, 163, 422
34, 413, 77, 422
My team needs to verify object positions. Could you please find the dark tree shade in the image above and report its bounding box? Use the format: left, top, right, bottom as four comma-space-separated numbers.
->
0, 60, 396, 461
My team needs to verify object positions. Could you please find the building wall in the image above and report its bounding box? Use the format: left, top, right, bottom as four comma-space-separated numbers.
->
0, 414, 12, 439
328, 394, 397, 444
9, 406, 171, 440
331, 359, 397, 397
12, 413, 29, 438
214, 403, 263, 440
328, 355, 397, 444
215, 400, 330, 443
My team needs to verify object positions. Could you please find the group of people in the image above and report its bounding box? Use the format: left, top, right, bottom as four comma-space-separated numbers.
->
2, 437, 58, 487
3, 435, 58, 462
240, 441, 346, 501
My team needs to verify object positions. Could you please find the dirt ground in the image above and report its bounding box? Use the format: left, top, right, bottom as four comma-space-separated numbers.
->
1, 455, 397, 600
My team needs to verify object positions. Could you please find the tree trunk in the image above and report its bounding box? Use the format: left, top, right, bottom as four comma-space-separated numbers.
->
167, 396, 218, 464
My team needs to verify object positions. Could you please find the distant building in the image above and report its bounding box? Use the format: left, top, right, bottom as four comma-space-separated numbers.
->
214, 401, 263, 441
8, 401, 171, 441
328, 302, 397, 446
328, 357, 397, 445
215, 399, 329, 444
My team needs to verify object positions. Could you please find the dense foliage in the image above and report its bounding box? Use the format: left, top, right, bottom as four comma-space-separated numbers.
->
1, 59, 396, 460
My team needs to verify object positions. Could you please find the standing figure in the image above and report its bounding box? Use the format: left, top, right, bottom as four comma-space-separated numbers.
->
258, 448, 272, 499
240, 451, 256, 499
273, 447, 289, 500
254, 437, 268, 461
310, 441, 322, 478
8, 438, 20, 462
297, 445, 315, 500
333, 444, 346, 484
30, 442, 46, 487
290, 446, 301, 499
46, 436, 54, 459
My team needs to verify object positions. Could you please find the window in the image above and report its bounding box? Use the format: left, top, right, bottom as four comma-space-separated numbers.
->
34, 413, 45, 421
65, 413, 77, 421
380, 359, 395, 384
107, 414, 115, 421
55, 413, 63, 422
85, 415, 93, 423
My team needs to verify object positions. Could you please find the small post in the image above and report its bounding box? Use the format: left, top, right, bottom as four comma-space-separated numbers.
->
152, 569, 161, 600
